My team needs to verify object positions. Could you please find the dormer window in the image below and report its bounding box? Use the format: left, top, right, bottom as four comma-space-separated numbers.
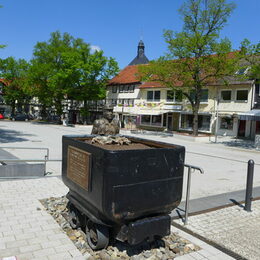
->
236, 67, 250, 75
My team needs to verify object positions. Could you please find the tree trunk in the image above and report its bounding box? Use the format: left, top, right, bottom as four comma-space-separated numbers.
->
192, 102, 200, 136
41, 105, 48, 120
11, 101, 15, 115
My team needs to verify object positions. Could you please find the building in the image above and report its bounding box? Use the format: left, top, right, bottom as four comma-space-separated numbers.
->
107, 42, 260, 139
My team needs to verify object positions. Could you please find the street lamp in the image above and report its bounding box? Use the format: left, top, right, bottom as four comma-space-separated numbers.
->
215, 97, 220, 143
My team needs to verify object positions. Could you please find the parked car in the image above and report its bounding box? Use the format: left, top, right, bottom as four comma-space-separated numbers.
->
10, 113, 32, 121
0, 113, 4, 119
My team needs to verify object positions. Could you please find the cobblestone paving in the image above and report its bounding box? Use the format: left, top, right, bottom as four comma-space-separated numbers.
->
0, 177, 235, 260
174, 200, 260, 260
0, 178, 84, 260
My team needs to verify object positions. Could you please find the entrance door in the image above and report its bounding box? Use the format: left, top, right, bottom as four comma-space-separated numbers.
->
256, 121, 260, 135
167, 114, 173, 131
238, 120, 246, 137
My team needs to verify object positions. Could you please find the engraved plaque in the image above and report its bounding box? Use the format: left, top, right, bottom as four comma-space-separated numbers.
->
67, 146, 91, 191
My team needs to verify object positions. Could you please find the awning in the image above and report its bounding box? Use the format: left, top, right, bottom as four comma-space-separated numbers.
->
135, 110, 171, 116
180, 111, 211, 115
238, 110, 260, 121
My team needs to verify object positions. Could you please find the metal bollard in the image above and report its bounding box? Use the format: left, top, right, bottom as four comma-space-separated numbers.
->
245, 160, 254, 212
183, 164, 204, 225
184, 166, 192, 225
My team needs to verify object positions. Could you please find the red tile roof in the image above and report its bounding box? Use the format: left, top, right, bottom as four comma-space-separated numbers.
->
139, 82, 164, 88
108, 65, 141, 85
108, 51, 242, 88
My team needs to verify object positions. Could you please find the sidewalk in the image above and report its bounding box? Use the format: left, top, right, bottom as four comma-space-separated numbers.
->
0, 177, 235, 260
173, 199, 260, 260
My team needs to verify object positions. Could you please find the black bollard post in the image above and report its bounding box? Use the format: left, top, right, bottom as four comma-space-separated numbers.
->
245, 160, 254, 212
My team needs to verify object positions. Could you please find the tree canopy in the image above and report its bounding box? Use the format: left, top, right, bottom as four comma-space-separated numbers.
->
0, 57, 29, 114
239, 39, 260, 80
27, 31, 119, 119
139, 0, 238, 135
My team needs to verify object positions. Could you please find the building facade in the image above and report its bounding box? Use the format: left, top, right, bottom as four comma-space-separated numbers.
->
107, 42, 260, 139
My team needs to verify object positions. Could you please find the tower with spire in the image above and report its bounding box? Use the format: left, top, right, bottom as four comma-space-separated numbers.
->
128, 40, 149, 66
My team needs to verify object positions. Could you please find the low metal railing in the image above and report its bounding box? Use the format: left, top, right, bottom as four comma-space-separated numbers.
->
184, 163, 204, 225
0, 147, 60, 175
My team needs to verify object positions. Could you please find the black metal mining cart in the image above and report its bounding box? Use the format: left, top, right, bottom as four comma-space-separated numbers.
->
62, 135, 185, 250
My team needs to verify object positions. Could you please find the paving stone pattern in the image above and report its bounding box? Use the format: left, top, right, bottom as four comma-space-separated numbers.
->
174, 200, 260, 260
0, 178, 84, 260
0, 177, 235, 260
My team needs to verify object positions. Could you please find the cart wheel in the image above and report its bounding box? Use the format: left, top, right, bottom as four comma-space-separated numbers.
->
86, 221, 109, 250
68, 209, 81, 229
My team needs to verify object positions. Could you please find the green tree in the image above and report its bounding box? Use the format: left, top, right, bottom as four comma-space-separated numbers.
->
28, 31, 119, 121
0, 57, 30, 115
139, 0, 237, 135
239, 39, 260, 79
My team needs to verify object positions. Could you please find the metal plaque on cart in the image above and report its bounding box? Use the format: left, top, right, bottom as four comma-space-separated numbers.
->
67, 145, 91, 190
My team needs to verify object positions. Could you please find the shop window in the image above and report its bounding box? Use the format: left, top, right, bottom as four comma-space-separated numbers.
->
147, 90, 161, 102
151, 115, 162, 126
198, 115, 210, 131
181, 115, 193, 129
221, 90, 231, 101
112, 86, 117, 93
236, 90, 248, 101
181, 114, 210, 131
220, 117, 233, 130
141, 115, 150, 125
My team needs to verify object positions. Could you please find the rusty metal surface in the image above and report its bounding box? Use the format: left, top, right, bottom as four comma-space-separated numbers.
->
67, 145, 91, 191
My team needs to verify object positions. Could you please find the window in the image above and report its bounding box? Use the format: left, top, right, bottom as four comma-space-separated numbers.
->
147, 90, 161, 102
199, 115, 211, 131
255, 84, 260, 96
175, 91, 183, 102
236, 90, 248, 101
117, 99, 134, 106
221, 90, 231, 101
151, 115, 162, 126
119, 85, 124, 93
220, 117, 233, 130
190, 89, 208, 102
167, 90, 183, 103
128, 85, 135, 93
200, 89, 208, 102
141, 115, 150, 125
181, 115, 193, 129
236, 67, 249, 75
181, 114, 210, 131
112, 86, 117, 93
111, 99, 117, 105
167, 90, 174, 102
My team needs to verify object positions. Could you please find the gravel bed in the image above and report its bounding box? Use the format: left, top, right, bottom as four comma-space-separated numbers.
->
40, 196, 200, 259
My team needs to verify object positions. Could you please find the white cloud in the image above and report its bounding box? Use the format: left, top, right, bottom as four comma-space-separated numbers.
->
90, 45, 101, 53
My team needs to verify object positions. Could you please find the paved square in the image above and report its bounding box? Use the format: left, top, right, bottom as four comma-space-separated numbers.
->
0, 177, 84, 260
174, 200, 260, 260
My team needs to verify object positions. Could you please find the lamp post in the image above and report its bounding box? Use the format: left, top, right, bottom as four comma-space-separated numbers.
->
215, 97, 220, 143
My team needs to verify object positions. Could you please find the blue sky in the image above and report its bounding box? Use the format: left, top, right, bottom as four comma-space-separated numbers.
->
0, 0, 259, 69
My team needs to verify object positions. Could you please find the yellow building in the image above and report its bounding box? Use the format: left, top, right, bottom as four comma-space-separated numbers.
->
107, 42, 260, 139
